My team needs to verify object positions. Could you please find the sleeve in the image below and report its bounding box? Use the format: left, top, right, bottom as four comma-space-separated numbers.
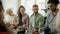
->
13, 15, 19, 25
44, 13, 50, 27
26, 15, 29, 27
55, 10, 60, 31
39, 15, 44, 27
29, 16, 32, 28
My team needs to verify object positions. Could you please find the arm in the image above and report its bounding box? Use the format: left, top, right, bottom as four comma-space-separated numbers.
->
39, 16, 44, 28
26, 15, 29, 27
25, 15, 29, 29
13, 15, 19, 26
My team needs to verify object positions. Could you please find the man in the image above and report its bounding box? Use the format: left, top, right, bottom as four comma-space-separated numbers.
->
30, 5, 44, 34
44, 0, 60, 34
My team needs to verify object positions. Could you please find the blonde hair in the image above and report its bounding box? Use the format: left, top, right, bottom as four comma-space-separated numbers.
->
6, 9, 13, 14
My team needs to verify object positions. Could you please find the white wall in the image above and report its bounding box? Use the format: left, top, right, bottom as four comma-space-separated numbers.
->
2, 0, 20, 14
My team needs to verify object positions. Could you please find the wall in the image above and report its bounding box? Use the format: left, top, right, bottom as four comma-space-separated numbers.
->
2, 0, 20, 14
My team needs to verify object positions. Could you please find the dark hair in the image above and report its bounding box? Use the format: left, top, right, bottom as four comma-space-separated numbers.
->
0, 22, 7, 32
18, 5, 25, 26
19, 6, 25, 10
33, 4, 38, 7
0, 0, 7, 31
0, 0, 3, 12
48, 0, 60, 5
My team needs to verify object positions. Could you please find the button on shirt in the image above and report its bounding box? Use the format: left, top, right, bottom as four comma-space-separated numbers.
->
30, 13, 44, 28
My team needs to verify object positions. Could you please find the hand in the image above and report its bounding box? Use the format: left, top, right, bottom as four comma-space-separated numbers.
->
25, 27, 29, 30
34, 26, 40, 29
17, 26, 22, 29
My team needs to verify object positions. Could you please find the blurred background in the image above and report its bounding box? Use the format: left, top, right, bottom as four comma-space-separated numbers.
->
1, 0, 46, 17
0, 0, 60, 34
1, 0, 60, 17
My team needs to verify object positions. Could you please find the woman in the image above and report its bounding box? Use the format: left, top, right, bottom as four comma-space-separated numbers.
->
17, 6, 29, 34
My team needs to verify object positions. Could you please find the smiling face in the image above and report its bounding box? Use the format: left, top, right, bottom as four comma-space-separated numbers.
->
32, 5, 39, 14
48, 3, 58, 12
20, 7, 25, 15
32, 7, 39, 13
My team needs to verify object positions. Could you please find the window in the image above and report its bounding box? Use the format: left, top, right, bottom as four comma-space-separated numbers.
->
2, 0, 46, 16
20, 0, 45, 17
2, 0, 18, 14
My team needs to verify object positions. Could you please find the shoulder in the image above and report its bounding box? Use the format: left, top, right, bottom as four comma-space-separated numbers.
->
25, 14, 29, 17
57, 9, 60, 15
38, 13, 42, 16
38, 13, 44, 17
26, 14, 29, 17
13, 14, 18, 18
29, 14, 34, 20
30, 14, 34, 17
